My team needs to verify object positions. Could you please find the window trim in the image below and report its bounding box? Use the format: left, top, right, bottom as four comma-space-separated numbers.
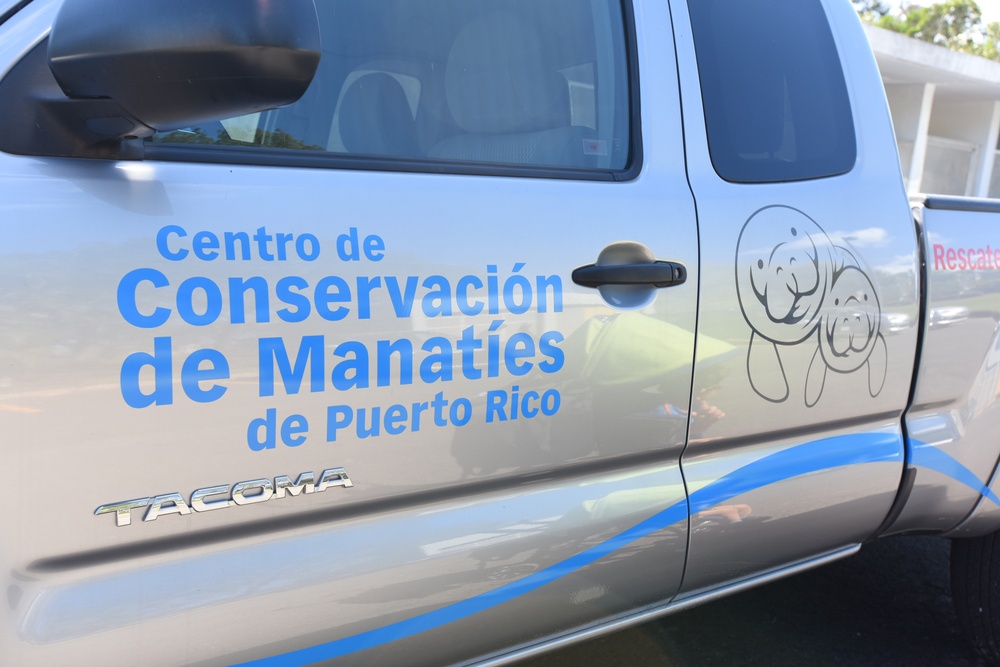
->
0, 0, 33, 28
142, 0, 642, 183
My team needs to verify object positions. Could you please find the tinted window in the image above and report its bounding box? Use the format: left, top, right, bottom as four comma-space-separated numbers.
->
151, 0, 632, 173
687, 0, 856, 183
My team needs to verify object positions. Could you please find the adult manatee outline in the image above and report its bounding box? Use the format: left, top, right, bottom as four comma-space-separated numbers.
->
735, 206, 886, 406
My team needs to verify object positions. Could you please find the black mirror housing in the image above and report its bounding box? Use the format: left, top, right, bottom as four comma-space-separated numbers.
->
48, 0, 321, 132
0, 0, 320, 158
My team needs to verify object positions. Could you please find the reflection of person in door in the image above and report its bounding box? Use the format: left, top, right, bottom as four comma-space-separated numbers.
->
450, 312, 715, 479
696, 504, 752, 523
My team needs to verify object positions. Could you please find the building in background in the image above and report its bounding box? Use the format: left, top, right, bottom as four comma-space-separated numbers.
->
867, 24, 1000, 197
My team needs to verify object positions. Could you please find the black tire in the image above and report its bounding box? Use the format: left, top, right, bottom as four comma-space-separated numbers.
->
952, 532, 1000, 664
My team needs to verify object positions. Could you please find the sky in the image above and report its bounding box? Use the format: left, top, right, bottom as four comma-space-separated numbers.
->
985, 0, 1000, 22
886, 0, 1000, 24
978, 0, 1000, 23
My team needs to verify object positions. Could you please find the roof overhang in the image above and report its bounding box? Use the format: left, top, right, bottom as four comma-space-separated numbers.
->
864, 24, 1000, 103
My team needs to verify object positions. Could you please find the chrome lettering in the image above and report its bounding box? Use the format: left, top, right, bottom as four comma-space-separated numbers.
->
94, 498, 151, 527
145, 493, 192, 521
190, 484, 232, 512
232, 479, 274, 505
274, 472, 315, 499
96, 467, 352, 526
316, 467, 353, 492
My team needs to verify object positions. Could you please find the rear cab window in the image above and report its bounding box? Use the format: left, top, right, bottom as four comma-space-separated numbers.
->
686, 0, 856, 183
149, 0, 635, 178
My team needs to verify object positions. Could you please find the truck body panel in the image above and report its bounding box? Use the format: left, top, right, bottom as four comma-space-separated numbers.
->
0, 0, 701, 665
1, 0, 1000, 665
669, 0, 918, 592
897, 197, 1000, 537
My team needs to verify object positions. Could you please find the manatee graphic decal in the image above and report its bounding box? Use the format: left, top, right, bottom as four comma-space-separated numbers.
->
735, 206, 886, 407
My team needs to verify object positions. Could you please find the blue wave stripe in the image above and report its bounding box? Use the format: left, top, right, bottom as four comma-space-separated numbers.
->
909, 441, 1000, 508
689, 432, 901, 514
234, 432, 902, 667
237, 502, 692, 667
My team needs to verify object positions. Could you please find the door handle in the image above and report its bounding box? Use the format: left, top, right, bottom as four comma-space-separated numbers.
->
572, 261, 687, 289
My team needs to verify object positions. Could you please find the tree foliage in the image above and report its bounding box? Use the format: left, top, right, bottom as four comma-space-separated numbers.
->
859, 0, 1000, 62
151, 127, 322, 151
853, 0, 892, 20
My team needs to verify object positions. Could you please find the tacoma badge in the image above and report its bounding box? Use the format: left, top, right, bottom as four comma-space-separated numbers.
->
95, 467, 353, 527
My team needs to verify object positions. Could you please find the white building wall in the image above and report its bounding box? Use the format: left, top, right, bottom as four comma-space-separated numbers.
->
928, 100, 996, 143
885, 83, 928, 145
868, 24, 1000, 197
883, 92, 1000, 196
922, 100, 996, 195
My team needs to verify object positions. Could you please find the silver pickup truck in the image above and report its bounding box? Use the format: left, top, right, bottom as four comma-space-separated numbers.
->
2, 0, 999, 664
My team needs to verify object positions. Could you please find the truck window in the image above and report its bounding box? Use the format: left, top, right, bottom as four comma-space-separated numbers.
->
148, 0, 634, 176
687, 0, 856, 183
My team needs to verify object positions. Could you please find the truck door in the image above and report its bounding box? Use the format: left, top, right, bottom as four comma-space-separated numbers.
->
670, 0, 920, 595
0, 1, 699, 665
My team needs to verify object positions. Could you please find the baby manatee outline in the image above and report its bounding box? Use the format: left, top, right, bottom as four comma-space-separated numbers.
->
735, 205, 886, 406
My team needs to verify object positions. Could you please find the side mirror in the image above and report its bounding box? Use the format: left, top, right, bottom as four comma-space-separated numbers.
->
0, 0, 321, 158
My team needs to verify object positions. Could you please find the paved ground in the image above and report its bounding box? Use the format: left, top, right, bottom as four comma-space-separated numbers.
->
527, 535, 987, 666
